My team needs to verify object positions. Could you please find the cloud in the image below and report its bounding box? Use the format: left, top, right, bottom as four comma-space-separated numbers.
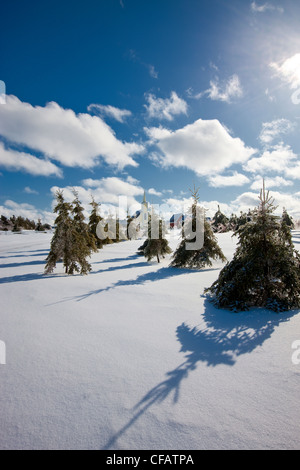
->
250, 175, 293, 190
145, 118, 256, 176
244, 143, 300, 178
270, 53, 300, 89
259, 119, 296, 145
147, 65, 158, 79
87, 103, 132, 123
24, 186, 39, 195
250, 2, 284, 13
233, 190, 300, 217
52, 177, 146, 219
162, 188, 300, 219
206, 75, 243, 103
126, 175, 140, 185
127, 49, 158, 79
208, 172, 250, 188
189, 75, 243, 103
144, 91, 188, 121
0, 80, 6, 104
163, 196, 232, 219
0, 142, 62, 177
0, 200, 54, 225
148, 188, 162, 197
0, 95, 144, 171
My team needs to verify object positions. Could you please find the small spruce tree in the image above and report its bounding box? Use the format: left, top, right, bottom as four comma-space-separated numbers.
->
142, 211, 172, 263
45, 190, 75, 274
45, 190, 94, 275
69, 189, 95, 274
35, 219, 45, 231
212, 205, 229, 232
12, 219, 22, 232
170, 186, 226, 269
282, 207, 294, 229
205, 182, 300, 312
88, 197, 104, 250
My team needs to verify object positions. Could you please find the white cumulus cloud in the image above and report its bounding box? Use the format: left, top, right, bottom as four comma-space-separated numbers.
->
52, 177, 146, 220
244, 144, 300, 178
250, 175, 293, 190
206, 75, 243, 103
0, 95, 144, 171
87, 103, 132, 123
145, 118, 256, 176
144, 91, 188, 121
0, 200, 54, 225
148, 188, 162, 197
259, 119, 296, 145
270, 53, 300, 89
0, 142, 62, 177
208, 172, 250, 188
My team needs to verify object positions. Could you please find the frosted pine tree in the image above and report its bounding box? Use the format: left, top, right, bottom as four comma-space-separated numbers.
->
282, 207, 294, 229
142, 211, 172, 263
88, 197, 104, 250
69, 189, 95, 274
45, 190, 75, 274
170, 187, 226, 269
206, 182, 300, 312
211, 205, 229, 232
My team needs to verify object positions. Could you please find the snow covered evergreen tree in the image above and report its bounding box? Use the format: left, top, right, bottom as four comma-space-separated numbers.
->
141, 211, 172, 263
282, 207, 294, 229
170, 187, 226, 269
12, 219, 22, 232
212, 205, 229, 232
45, 190, 75, 274
45, 190, 94, 275
88, 197, 104, 249
206, 183, 300, 312
70, 189, 95, 274
228, 213, 238, 231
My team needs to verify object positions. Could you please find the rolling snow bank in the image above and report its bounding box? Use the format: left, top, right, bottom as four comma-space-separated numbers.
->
0, 230, 299, 449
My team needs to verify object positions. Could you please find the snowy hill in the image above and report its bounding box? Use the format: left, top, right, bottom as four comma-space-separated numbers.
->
0, 230, 299, 449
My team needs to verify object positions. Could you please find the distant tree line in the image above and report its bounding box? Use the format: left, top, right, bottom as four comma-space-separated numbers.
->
0, 214, 52, 232
210, 205, 295, 233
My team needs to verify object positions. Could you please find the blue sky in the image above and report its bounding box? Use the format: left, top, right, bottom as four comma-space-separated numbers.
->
1, 0, 300, 223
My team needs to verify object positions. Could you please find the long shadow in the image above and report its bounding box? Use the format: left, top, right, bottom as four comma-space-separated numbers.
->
0, 271, 67, 284
74, 266, 215, 302
0, 259, 46, 269
92, 261, 149, 274
0, 251, 49, 259
102, 299, 299, 449
93, 254, 141, 265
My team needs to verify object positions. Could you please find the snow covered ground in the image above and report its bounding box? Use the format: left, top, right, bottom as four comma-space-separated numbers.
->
0, 229, 300, 450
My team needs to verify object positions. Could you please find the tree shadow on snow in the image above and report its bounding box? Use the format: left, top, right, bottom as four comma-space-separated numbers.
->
74, 266, 216, 302
0, 259, 47, 269
0, 251, 49, 259
92, 261, 149, 275
92, 253, 141, 264
102, 298, 299, 449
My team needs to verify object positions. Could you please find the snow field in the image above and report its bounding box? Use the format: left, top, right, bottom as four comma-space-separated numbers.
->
0, 230, 299, 449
